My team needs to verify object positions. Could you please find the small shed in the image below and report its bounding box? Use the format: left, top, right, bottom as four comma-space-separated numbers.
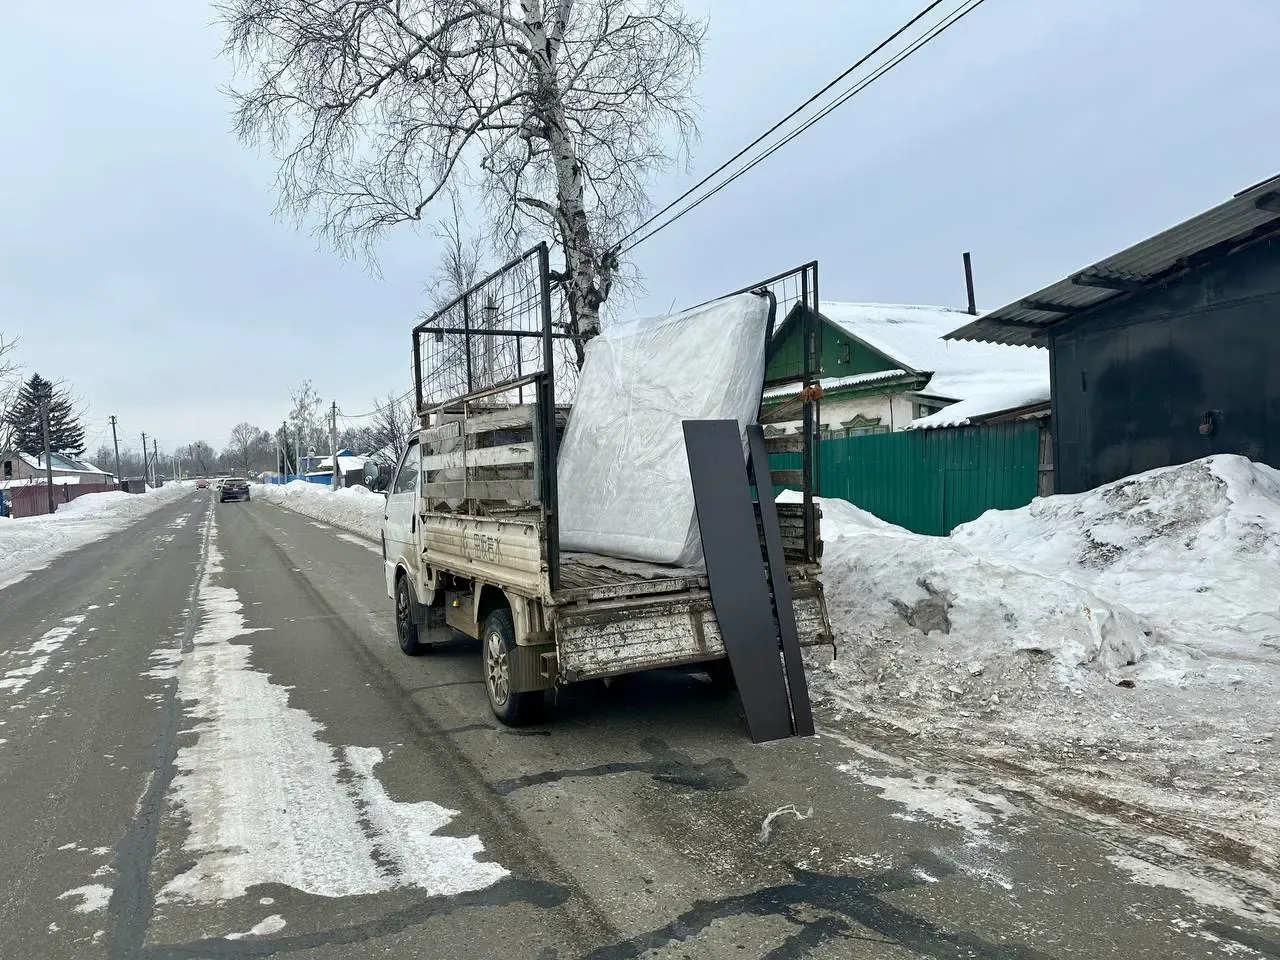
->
947, 173, 1280, 494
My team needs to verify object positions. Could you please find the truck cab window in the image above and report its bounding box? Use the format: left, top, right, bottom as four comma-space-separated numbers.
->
391, 444, 419, 495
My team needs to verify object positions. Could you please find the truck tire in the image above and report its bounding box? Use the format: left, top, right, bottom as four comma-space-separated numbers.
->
704, 658, 737, 695
395, 575, 431, 656
483, 608, 539, 726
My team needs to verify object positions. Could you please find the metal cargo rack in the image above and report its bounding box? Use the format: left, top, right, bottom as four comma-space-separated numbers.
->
411, 243, 824, 594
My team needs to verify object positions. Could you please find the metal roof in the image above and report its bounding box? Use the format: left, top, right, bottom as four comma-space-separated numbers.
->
946, 173, 1280, 346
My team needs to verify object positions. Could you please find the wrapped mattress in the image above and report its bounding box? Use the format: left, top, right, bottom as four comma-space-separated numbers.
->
557, 292, 770, 568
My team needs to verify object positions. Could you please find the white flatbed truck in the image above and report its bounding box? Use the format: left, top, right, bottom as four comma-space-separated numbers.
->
381, 245, 832, 725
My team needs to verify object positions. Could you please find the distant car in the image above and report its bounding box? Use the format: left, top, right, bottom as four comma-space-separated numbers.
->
195, 478, 209, 490
219, 478, 251, 503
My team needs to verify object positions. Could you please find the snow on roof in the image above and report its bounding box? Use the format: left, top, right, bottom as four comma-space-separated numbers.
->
763, 368, 911, 401
818, 302, 1049, 404
303, 454, 370, 474
12, 451, 109, 474
0, 475, 83, 489
907, 382, 1051, 430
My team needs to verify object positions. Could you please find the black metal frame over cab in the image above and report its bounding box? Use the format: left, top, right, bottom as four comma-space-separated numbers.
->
410, 243, 823, 592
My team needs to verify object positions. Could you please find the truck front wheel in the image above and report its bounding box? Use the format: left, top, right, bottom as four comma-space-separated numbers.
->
483, 608, 539, 726
396, 575, 431, 656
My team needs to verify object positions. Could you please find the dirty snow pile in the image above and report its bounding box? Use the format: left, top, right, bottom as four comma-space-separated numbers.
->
807, 455, 1280, 860
0, 484, 193, 591
254, 481, 384, 540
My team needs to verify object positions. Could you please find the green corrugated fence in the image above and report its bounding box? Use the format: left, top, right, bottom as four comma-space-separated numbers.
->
772, 420, 1042, 536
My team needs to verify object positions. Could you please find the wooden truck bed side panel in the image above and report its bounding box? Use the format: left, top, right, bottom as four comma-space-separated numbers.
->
554, 579, 832, 681
420, 513, 548, 599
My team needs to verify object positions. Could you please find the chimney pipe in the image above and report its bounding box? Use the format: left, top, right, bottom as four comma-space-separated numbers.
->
963, 251, 977, 315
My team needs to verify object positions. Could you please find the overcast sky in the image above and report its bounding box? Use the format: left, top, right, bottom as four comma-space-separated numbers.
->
3, 0, 1278, 454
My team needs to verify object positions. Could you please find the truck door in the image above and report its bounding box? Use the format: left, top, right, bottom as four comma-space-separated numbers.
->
383, 439, 421, 576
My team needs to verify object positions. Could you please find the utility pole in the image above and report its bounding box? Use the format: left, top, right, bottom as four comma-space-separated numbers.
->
109, 415, 122, 490
280, 420, 290, 476
330, 401, 340, 490
141, 432, 148, 489
152, 437, 159, 486
40, 387, 55, 515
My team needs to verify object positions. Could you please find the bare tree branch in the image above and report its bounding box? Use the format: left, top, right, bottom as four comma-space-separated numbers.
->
218, 0, 704, 353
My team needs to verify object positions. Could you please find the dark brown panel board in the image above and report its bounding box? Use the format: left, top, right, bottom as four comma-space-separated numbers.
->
683, 419, 793, 743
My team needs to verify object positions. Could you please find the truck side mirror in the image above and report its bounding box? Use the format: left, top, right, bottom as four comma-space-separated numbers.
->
362, 461, 381, 488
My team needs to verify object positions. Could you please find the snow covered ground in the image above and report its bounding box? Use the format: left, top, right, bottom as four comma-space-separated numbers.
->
801, 455, 1280, 871
0, 484, 193, 591
253, 481, 384, 541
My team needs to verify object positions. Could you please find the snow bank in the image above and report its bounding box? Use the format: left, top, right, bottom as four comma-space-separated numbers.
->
953, 455, 1280, 661
808, 493, 1160, 688
808, 456, 1280, 861
254, 481, 384, 541
0, 485, 193, 591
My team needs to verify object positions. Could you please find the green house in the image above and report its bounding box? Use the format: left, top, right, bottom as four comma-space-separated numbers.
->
763, 302, 1048, 437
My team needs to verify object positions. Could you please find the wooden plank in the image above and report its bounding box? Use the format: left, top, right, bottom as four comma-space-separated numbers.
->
421, 441, 535, 472
684, 419, 794, 744
421, 479, 537, 501
463, 406, 536, 435
748, 425, 814, 736
770, 469, 804, 487
420, 420, 462, 444
764, 435, 805, 454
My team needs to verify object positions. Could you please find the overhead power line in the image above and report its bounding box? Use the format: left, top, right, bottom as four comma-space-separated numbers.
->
618, 0, 992, 255
335, 387, 416, 421
612, 0, 951, 252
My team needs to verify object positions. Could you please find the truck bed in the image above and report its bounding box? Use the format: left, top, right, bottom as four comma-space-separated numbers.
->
554, 552, 705, 604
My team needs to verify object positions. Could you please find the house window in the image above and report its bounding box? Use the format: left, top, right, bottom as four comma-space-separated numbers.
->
839, 341, 852, 365
832, 415, 889, 439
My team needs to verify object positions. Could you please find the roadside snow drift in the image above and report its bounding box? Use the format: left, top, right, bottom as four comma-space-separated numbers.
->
0, 484, 192, 591
253, 481, 384, 541
807, 455, 1280, 861
952, 455, 1280, 661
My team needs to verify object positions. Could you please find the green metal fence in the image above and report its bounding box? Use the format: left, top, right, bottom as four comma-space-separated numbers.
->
772, 420, 1042, 536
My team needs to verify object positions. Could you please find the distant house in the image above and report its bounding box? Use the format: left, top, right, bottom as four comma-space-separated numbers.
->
0, 450, 115, 488
299, 449, 373, 487
762, 302, 1048, 437
946, 172, 1280, 494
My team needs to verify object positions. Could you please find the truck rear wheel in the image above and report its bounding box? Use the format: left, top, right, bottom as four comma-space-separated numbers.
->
396, 575, 431, 656
483, 608, 539, 726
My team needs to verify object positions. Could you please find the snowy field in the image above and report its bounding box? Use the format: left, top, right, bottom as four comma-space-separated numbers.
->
0, 484, 193, 591
802, 455, 1280, 869
253, 481, 384, 541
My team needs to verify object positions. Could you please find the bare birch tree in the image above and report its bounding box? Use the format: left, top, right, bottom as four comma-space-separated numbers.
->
219, 0, 704, 352
288, 380, 326, 457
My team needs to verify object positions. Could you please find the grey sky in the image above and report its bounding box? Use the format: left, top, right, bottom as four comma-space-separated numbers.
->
3, 0, 1277, 455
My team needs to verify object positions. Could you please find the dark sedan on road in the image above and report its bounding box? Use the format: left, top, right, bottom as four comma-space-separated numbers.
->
219, 478, 251, 503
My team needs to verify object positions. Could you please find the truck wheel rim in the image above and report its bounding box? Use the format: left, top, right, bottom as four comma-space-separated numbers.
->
486, 633, 510, 706
396, 584, 409, 642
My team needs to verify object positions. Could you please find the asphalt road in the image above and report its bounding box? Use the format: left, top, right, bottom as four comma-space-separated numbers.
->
2, 490, 1277, 960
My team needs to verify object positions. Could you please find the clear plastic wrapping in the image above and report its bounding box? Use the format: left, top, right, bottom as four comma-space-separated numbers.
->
557, 293, 770, 568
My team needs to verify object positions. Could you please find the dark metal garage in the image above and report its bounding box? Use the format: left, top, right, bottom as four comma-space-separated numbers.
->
945, 173, 1280, 494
